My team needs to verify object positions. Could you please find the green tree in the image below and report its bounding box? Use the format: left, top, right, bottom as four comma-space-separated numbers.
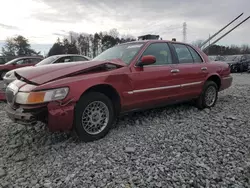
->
101, 35, 118, 51
92, 33, 100, 57
63, 38, 70, 53
48, 38, 65, 56
2, 35, 39, 56
67, 40, 79, 54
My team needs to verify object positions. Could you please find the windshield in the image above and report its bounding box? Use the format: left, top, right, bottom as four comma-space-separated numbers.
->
92, 43, 144, 64
35, 56, 58, 66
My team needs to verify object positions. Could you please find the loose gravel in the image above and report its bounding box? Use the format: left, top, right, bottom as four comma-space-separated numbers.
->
0, 73, 250, 188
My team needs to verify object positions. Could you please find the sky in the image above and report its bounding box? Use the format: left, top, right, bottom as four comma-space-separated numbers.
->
0, 0, 249, 54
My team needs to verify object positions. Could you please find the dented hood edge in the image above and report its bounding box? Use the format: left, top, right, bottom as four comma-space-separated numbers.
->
14, 59, 127, 85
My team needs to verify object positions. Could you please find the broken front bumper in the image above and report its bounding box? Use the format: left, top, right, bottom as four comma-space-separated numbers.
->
6, 105, 47, 125
5, 102, 75, 131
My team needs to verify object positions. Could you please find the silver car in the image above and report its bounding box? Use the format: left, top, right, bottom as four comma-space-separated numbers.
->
3, 54, 90, 87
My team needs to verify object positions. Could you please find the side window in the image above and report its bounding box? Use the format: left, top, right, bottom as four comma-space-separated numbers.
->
25, 58, 36, 64
187, 46, 203, 63
23, 59, 32, 64
73, 56, 88, 62
173, 44, 193, 64
31, 58, 42, 64
141, 43, 172, 65
15, 59, 25, 65
55, 57, 72, 64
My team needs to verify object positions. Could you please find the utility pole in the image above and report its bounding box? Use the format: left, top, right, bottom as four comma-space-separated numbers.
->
183, 22, 187, 43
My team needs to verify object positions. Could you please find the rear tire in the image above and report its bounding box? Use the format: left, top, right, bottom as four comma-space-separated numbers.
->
74, 92, 116, 142
195, 81, 218, 110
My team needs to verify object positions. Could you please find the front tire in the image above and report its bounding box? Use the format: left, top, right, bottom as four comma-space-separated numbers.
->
195, 81, 218, 109
74, 92, 116, 142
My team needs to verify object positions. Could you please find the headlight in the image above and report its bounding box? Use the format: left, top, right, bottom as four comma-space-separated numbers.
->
15, 87, 69, 104
4, 72, 12, 78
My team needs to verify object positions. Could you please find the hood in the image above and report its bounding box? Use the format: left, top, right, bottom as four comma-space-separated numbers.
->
14, 59, 126, 85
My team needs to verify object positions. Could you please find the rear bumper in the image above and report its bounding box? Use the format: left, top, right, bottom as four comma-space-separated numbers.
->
220, 75, 233, 91
5, 102, 75, 131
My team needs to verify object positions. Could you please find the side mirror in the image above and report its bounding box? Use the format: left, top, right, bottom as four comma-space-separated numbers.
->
12, 62, 17, 65
138, 55, 156, 67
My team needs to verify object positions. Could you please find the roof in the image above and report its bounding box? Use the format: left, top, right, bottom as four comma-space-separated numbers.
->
48, 54, 91, 60
120, 39, 187, 45
13, 56, 44, 60
51, 54, 88, 57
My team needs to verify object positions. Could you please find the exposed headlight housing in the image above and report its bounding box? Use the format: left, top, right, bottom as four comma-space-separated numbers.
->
15, 87, 69, 104
4, 72, 13, 78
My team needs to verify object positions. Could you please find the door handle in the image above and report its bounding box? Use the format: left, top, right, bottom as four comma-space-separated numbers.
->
171, 69, 180, 73
201, 67, 207, 71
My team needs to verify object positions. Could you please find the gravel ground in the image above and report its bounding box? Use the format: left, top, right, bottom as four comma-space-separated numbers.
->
0, 73, 250, 188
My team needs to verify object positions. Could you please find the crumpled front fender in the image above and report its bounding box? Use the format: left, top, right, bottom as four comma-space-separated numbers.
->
47, 101, 76, 131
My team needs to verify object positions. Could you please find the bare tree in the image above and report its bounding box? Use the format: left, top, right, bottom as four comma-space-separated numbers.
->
191, 39, 205, 48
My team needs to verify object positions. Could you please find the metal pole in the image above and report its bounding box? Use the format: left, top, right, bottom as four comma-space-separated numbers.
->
200, 13, 244, 48
203, 16, 250, 51
208, 34, 210, 55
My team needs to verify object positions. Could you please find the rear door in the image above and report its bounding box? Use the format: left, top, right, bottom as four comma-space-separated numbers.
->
126, 42, 182, 110
30, 58, 43, 65
169, 43, 208, 98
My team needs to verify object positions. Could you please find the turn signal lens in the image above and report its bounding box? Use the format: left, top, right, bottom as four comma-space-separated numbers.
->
27, 92, 46, 104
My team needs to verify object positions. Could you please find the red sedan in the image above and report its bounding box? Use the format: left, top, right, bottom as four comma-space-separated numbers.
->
0, 56, 43, 79
5, 40, 232, 142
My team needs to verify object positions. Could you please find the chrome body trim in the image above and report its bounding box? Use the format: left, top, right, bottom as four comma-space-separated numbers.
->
181, 81, 203, 87
222, 76, 232, 80
127, 81, 203, 94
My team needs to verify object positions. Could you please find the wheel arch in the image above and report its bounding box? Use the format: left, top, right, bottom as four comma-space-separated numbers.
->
77, 84, 122, 115
205, 74, 221, 90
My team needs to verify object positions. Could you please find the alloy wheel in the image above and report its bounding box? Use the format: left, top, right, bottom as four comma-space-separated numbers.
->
81, 101, 109, 135
204, 86, 217, 107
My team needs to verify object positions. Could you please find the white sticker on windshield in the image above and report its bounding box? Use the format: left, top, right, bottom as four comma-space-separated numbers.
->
127, 44, 143, 49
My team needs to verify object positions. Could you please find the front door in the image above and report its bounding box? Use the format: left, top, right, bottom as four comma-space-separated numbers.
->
125, 42, 182, 110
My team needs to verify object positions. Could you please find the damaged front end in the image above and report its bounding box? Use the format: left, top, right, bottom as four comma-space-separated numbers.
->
5, 60, 126, 131
5, 79, 76, 131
